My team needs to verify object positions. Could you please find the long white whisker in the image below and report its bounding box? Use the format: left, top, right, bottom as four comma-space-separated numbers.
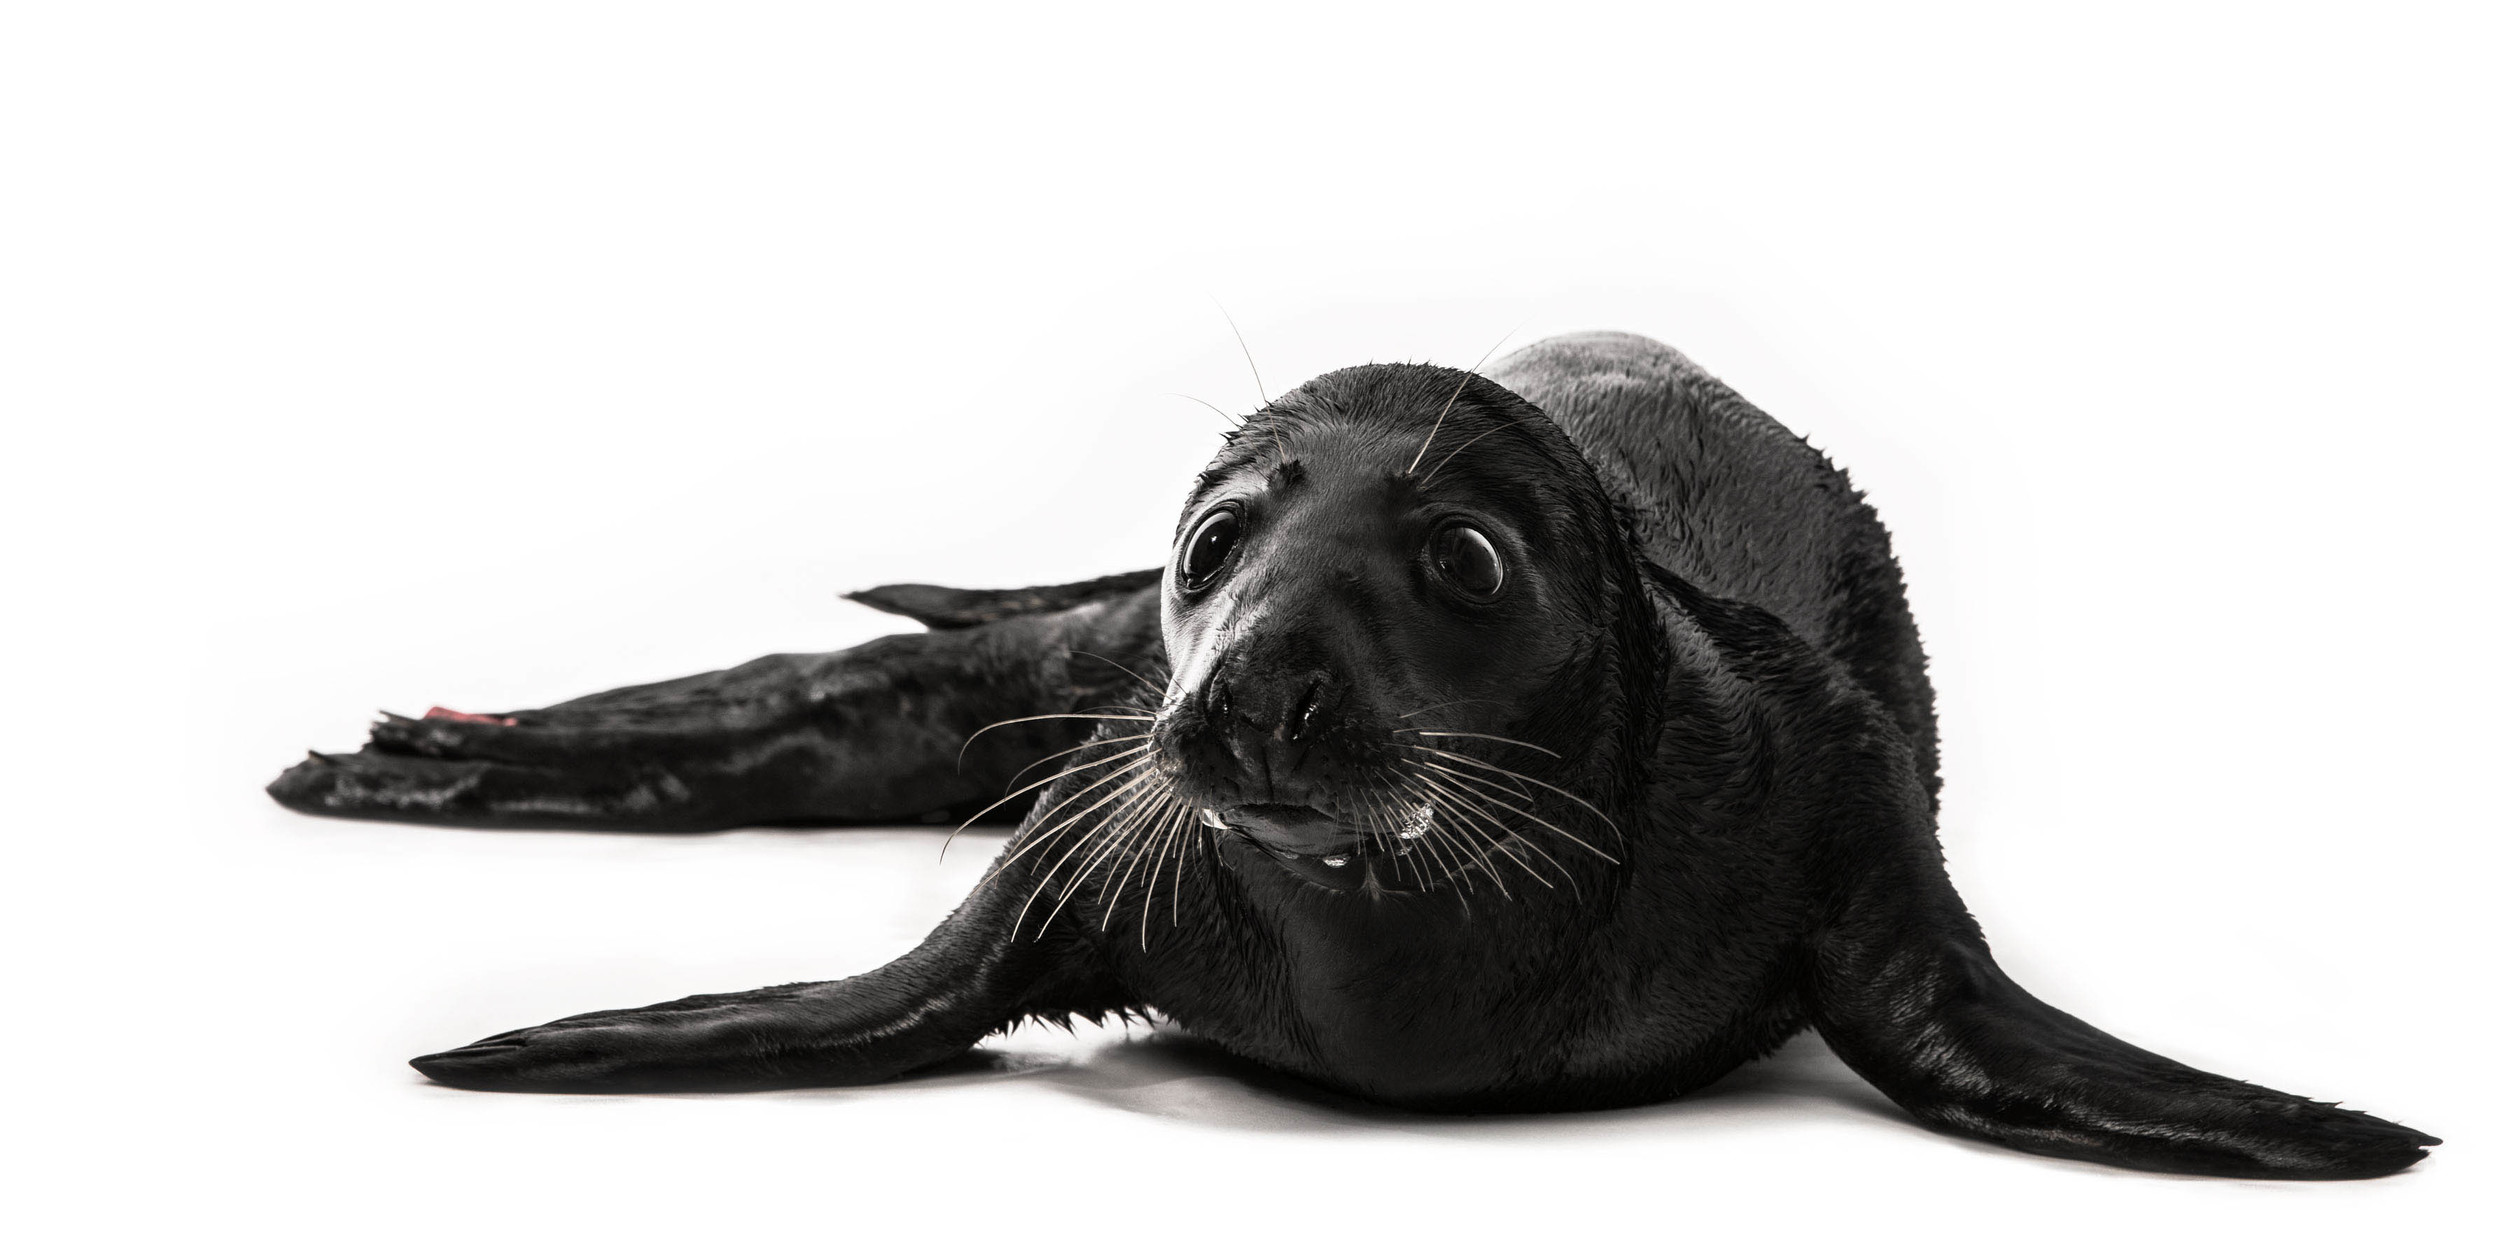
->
1407, 765, 1572, 894
1410, 779, 1527, 897
1418, 421, 1512, 487
944, 741, 1151, 859
1407, 730, 1562, 760
1359, 780, 1410, 889
1098, 789, 1179, 932
1394, 698, 1501, 721
1026, 780, 1168, 939
1414, 756, 1539, 813
1414, 758, 1619, 863
1405, 775, 1513, 899
1214, 300, 1268, 407
1000, 732, 1155, 796
1404, 325, 1522, 474
1404, 758, 1545, 878
1070, 650, 1166, 695
974, 757, 1159, 892
1137, 794, 1195, 947
1169, 391, 1244, 428
1399, 768, 1474, 897
1398, 744, 1623, 842
1015, 785, 1147, 937
959, 712, 1155, 763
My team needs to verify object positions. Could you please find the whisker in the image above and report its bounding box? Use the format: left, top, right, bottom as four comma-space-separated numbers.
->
1001, 732, 1156, 798
1376, 782, 1420, 889
1398, 744, 1623, 842
1213, 299, 1268, 407
1410, 775, 1520, 890
1137, 793, 1196, 946
1394, 697, 1502, 721
1097, 790, 1179, 932
1413, 757, 1619, 863
1379, 764, 1473, 898
1409, 772, 1480, 898
959, 712, 1155, 764
1418, 420, 1522, 487
1179, 797, 1208, 924
1407, 764, 1571, 894
1403, 324, 1524, 475
1381, 767, 1450, 893
1118, 790, 1185, 898
1071, 650, 1167, 696
1015, 784, 1149, 937
1401, 752, 1569, 848
1027, 780, 1170, 939
1405, 776, 1512, 899
943, 741, 1151, 860
1213, 300, 1289, 467
975, 758, 1161, 891
1407, 730, 1561, 760
1413, 755, 1537, 811
1009, 759, 1159, 864
1412, 749, 1535, 803
1145, 807, 1187, 944
1168, 391, 1244, 428
1356, 777, 1407, 889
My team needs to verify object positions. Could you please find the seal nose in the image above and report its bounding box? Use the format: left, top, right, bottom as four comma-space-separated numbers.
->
1205, 658, 1340, 795
1217, 666, 1333, 744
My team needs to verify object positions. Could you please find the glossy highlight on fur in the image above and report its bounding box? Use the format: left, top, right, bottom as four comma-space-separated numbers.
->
268, 332, 2436, 1178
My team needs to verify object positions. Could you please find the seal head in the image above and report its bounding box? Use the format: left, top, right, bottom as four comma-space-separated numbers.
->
1151, 363, 1653, 895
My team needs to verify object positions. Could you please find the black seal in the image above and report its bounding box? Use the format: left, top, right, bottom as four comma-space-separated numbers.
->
269, 332, 2435, 1178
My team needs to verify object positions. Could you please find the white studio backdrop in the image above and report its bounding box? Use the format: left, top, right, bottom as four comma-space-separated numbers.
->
5, 2, 2493, 1238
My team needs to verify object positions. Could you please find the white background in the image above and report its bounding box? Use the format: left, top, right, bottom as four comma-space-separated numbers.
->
6, 2, 2494, 1237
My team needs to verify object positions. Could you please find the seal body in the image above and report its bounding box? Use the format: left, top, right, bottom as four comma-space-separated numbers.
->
1496, 336, 1940, 803
268, 332, 2437, 1178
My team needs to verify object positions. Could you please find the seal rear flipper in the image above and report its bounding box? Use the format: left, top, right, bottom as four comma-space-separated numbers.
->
1813, 884, 2438, 1178
410, 857, 1131, 1092
846, 568, 1162, 629
268, 587, 1167, 832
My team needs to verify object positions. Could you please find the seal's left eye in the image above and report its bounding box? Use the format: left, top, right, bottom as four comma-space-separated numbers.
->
1431, 523, 1505, 600
1179, 508, 1240, 591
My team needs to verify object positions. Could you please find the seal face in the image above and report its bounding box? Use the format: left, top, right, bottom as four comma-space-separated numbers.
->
1151, 373, 1644, 897
269, 331, 2438, 1180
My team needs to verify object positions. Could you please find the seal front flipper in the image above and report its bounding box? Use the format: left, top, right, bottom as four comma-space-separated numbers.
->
1812, 851, 2438, 1178
411, 853, 1130, 1092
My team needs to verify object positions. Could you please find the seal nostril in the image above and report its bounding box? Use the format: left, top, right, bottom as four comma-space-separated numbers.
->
1286, 678, 1326, 743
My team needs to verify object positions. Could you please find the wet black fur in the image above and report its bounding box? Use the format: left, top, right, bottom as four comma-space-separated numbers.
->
268, 332, 2436, 1178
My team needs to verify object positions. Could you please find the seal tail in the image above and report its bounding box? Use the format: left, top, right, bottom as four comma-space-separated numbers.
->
845, 568, 1162, 630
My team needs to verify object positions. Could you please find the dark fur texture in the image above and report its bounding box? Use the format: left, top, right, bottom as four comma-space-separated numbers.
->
268, 332, 2435, 1178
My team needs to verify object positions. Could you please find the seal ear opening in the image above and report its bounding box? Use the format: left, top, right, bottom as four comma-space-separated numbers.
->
846, 568, 1162, 629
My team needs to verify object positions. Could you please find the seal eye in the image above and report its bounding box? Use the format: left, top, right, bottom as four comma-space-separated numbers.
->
1431, 523, 1505, 601
1179, 507, 1241, 591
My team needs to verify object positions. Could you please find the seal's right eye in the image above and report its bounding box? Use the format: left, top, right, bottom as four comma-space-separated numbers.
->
1179, 507, 1241, 591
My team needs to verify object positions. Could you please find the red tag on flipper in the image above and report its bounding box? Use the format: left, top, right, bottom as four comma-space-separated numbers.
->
425, 707, 517, 726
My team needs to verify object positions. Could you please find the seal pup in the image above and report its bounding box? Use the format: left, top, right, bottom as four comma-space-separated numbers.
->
268, 331, 2436, 1178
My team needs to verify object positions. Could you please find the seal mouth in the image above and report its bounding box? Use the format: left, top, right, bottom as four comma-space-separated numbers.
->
1204, 802, 1443, 892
